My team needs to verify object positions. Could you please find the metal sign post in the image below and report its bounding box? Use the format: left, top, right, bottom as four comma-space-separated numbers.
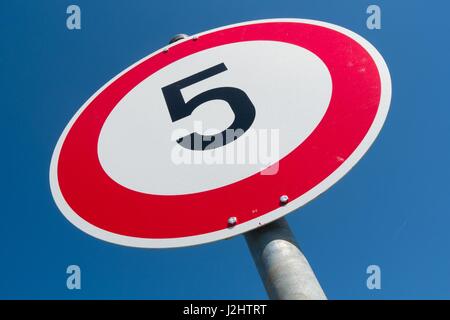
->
245, 218, 326, 300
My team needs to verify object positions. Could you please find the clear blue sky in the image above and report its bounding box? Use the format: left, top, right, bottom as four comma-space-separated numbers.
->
1, 0, 449, 299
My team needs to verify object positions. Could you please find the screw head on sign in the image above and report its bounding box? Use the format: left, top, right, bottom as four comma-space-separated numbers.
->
227, 217, 237, 227
280, 195, 289, 205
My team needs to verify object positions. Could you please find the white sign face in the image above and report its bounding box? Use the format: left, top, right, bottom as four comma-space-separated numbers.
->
50, 19, 391, 248
98, 40, 332, 194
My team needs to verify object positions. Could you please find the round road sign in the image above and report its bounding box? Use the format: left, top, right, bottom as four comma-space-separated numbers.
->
50, 19, 391, 248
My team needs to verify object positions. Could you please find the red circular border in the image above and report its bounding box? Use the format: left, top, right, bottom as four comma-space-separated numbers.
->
58, 22, 381, 238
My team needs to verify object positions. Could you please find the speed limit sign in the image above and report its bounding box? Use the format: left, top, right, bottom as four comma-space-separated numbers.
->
50, 19, 391, 248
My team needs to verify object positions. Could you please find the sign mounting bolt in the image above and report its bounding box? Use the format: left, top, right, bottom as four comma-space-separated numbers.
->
280, 195, 289, 205
228, 217, 237, 227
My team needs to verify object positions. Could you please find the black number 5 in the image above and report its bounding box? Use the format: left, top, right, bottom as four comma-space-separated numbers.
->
162, 63, 256, 150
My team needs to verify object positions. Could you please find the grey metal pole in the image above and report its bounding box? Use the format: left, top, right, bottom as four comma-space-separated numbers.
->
244, 218, 327, 300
